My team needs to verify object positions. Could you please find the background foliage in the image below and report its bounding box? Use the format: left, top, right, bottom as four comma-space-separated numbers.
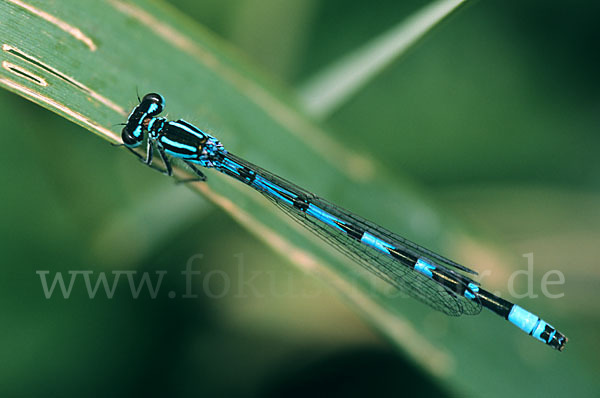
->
0, 0, 598, 396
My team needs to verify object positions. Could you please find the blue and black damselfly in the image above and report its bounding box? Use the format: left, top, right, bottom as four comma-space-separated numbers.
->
119, 93, 568, 351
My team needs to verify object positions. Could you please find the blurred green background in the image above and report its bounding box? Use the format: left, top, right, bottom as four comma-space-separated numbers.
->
1, 0, 599, 396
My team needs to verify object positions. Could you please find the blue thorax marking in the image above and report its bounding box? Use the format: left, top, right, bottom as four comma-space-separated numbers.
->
170, 120, 206, 140
164, 149, 197, 159
160, 136, 198, 153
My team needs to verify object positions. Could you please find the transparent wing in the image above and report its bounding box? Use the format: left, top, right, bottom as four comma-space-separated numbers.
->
223, 153, 482, 316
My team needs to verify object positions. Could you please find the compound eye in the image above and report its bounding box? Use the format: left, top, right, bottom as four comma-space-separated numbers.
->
141, 93, 165, 116
121, 126, 143, 147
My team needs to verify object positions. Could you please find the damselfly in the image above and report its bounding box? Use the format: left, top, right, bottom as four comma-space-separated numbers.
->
119, 93, 568, 351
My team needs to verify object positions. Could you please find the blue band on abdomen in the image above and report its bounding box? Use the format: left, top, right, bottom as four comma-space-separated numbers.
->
508, 305, 539, 334
414, 258, 435, 278
464, 282, 479, 300
307, 204, 345, 232
360, 232, 394, 255
508, 305, 558, 344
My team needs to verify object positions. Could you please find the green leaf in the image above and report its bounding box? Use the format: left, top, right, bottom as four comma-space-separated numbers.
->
297, 0, 467, 119
3, 1, 584, 393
